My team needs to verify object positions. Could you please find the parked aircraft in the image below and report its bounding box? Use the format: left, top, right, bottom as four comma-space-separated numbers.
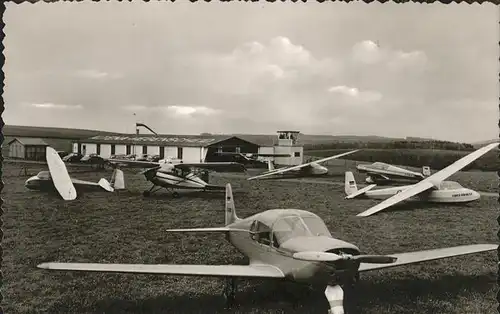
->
38, 183, 496, 313
24, 147, 125, 200
347, 142, 499, 217
215, 152, 292, 167
247, 150, 360, 181
107, 158, 246, 197
356, 162, 430, 184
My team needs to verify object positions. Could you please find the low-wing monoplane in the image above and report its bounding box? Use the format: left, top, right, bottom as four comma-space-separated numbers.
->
37, 183, 496, 313
25, 147, 125, 200
247, 150, 360, 181
347, 142, 498, 217
357, 162, 430, 184
107, 158, 246, 197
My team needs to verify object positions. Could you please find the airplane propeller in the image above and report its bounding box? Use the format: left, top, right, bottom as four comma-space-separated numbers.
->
292, 251, 397, 264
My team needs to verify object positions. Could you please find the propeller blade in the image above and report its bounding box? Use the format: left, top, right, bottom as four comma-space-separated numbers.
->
293, 251, 397, 264
352, 255, 397, 264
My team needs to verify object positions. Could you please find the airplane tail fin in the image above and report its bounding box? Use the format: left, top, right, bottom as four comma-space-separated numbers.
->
225, 183, 239, 226
345, 171, 358, 196
110, 168, 126, 190
98, 178, 114, 192
422, 166, 431, 177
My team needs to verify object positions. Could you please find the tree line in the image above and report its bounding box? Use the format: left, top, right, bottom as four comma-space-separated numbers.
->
304, 140, 476, 151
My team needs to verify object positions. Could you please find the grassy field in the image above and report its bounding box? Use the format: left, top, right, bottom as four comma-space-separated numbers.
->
2, 163, 497, 314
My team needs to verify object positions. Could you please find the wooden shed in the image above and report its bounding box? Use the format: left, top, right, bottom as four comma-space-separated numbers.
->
8, 138, 49, 161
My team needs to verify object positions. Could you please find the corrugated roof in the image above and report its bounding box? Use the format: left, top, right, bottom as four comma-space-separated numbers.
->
80, 134, 235, 147
8, 137, 49, 146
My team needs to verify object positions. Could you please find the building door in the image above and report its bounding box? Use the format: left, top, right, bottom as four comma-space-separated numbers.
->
177, 147, 183, 160
126, 145, 131, 155
111, 144, 116, 156
96, 144, 101, 156
159, 147, 165, 159
82, 145, 87, 156
142, 145, 148, 155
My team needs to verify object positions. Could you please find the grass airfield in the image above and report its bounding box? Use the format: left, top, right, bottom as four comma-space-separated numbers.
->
2, 162, 497, 314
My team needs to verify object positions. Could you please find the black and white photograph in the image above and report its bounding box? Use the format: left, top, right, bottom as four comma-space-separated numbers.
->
2, 2, 498, 314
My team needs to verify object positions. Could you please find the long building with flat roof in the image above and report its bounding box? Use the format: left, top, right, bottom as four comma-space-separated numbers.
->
73, 131, 304, 165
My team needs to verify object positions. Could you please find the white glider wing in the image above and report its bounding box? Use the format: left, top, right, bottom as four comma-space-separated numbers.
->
356, 181, 434, 217
247, 150, 360, 181
46, 147, 77, 201
357, 142, 499, 217
358, 244, 496, 272
37, 262, 285, 278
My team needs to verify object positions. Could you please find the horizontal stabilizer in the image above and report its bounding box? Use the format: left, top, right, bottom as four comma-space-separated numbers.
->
346, 184, 377, 199
358, 244, 497, 272
37, 262, 285, 278
98, 178, 114, 192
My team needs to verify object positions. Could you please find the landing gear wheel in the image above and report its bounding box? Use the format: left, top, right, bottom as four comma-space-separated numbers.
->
143, 191, 151, 197
172, 192, 180, 198
222, 277, 236, 308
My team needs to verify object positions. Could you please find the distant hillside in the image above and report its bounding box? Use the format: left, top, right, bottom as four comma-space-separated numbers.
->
471, 139, 499, 147
3, 125, 119, 140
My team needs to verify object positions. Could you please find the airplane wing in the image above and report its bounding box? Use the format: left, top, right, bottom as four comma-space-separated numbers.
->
166, 227, 253, 233
107, 159, 160, 169
368, 173, 391, 181
358, 244, 496, 272
37, 262, 285, 278
357, 142, 499, 217
175, 162, 246, 173
247, 150, 360, 181
46, 147, 77, 201
356, 181, 435, 217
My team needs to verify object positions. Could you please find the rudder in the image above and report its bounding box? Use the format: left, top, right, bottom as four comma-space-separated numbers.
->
345, 171, 358, 196
110, 168, 126, 190
225, 183, 239, 226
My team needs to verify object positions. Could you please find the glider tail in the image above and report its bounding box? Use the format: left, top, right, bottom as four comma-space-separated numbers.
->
345, 171, 358, 196
225, 183, 239, 226
110, 168, 126, 190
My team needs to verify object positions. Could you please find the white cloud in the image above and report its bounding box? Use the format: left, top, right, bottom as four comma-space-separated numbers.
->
30, 102, 83, 110
352, 40, 427, 70
327, 85, 383, 102
122, 104, 219, 117
74, 69, 122, 79
167, 105, 219, 117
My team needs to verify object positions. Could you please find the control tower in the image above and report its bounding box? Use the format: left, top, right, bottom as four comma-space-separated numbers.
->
273, 130, 303, 166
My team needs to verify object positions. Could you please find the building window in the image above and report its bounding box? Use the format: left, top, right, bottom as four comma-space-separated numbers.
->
111, 144, 116, 155
177, 147, 183, 159
96, 144, 101, 155
294, 152, 301, 157
159, 147, 165, 159
126, 145, 131, 155
235, 147, 241, 153
142, 145, 148, 155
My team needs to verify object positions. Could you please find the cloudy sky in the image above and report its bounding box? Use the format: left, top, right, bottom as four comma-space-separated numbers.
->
4, 2, 498, 142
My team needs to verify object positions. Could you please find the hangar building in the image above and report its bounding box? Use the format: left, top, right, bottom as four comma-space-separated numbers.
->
73, 131, 304, 165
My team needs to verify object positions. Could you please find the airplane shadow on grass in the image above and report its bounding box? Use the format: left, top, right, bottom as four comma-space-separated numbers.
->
123, 189, 248, 200
50, 273, 494, 314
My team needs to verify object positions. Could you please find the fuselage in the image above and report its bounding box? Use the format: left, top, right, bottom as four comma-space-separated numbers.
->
357, 163, 424, 184
25, 172, 104, 193
364, 181, 480, 203
226, 209, 361, 286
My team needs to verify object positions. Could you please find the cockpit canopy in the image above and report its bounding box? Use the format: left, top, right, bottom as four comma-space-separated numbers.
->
250, 212, 332, 248
37, 171, 51, 180
371, 162, 390, 170
439, 181, 464, 190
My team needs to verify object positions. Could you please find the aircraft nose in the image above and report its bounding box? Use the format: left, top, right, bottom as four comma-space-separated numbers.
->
472, 190, 481, 200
